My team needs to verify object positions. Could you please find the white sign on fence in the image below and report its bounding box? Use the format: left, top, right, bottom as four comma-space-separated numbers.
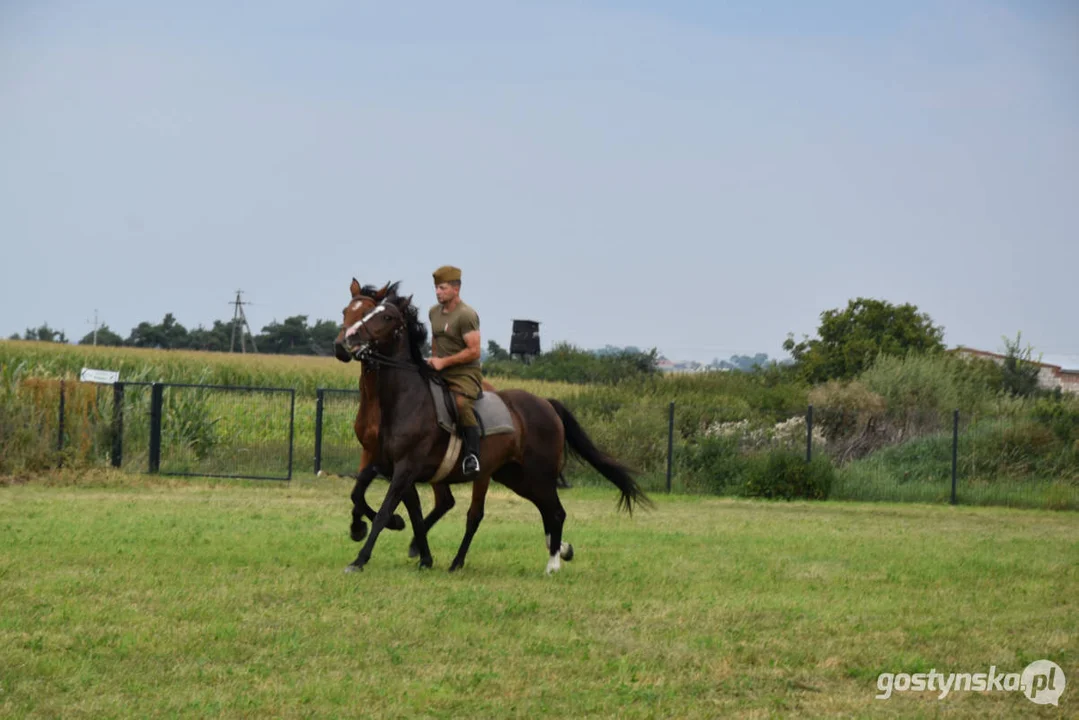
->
80, 367, 120, 384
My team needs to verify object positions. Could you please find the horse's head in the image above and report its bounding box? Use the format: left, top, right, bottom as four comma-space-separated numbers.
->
335, 278, 399, 362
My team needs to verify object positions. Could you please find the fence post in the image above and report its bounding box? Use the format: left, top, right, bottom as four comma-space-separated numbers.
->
666, 401, 675, 493
950, 409, 959, 505
111, 382, 125, 468
806, 404, 814, 463
287, 389, 296, 481
149, 383, 163, 474
57, 379, 66, 466
314, 389, 325, 475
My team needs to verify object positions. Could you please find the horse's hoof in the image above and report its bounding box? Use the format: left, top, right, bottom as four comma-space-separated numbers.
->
350, 522, 368, 542
388, 515, 406, 531
408, 542, 419, 559
418, 559, 433, 570
448, 561, 464, 573
344, 563, 363, 574
562, 544, 574, 562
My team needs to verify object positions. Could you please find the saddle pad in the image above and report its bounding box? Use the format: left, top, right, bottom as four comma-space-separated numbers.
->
429, 379, 515, 437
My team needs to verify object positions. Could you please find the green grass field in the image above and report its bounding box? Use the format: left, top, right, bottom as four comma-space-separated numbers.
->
1, 473, 1075, 718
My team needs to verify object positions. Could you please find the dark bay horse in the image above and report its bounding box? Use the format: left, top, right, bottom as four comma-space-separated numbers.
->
338, 288, 652, 574
332, 278, 498, 543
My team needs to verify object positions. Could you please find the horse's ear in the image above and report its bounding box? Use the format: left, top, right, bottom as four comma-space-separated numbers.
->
374, 282, 390, 301
350, 278, 361, 297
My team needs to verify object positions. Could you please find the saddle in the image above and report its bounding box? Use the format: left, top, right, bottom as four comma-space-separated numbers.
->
428, 379, 515, 438
427, 379, 515, 483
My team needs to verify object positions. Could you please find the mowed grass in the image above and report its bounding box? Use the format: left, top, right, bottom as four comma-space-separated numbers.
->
0, 475, 1075, 719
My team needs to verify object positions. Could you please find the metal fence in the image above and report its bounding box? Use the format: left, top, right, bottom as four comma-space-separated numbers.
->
151, 383, 295, 481
36, 380, 1079, 509
314, 388, 362, 477
50, 380, 296, 481
665, 403, 1079, 510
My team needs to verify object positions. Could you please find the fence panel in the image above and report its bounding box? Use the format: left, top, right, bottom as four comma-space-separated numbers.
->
157, 383, 295, 481
114, 382, 154, 472
314, 388, 363, 477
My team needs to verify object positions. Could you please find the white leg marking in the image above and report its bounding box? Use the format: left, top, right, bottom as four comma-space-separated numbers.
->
545, 553, 562, 575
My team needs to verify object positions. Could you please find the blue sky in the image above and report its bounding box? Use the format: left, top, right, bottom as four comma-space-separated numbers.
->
2, 1, 1077, 366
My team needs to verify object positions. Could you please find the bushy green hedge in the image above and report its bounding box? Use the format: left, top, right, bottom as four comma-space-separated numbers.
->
483, 343, 659, 385
677, 435, 746, 495
743, 450, 835, 500
1031, 394, 1079, 444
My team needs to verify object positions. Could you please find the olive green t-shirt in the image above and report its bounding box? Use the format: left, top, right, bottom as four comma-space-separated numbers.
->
429, 301, 481, 368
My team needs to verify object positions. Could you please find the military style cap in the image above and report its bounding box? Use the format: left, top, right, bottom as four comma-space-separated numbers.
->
433, 265, 462, 284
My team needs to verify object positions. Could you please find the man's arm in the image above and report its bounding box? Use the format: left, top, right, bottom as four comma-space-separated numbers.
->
432, 330, 481, 370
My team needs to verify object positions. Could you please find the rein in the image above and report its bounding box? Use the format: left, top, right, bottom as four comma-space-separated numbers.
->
359, 348, 444, 384
355, 336, 448, 389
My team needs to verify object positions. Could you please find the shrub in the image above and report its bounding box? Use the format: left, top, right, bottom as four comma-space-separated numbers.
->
742, 449, 834, 500
1031, 395, 1079, 444
484, 343, 658, 385
960, 418, 1079, 480
999, 421, 1059, 470
678, 435, 746, 494
860, 352, 1007, 419
807, 380, 887, 448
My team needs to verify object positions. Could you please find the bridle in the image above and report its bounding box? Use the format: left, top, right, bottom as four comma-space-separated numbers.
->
343, 300, 442, 380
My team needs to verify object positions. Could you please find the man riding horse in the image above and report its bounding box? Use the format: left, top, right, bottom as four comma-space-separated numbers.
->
337, 285, 651, 573
427, 265, 483, 477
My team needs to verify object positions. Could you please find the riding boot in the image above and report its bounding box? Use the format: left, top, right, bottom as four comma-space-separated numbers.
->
461, 425, 481, 476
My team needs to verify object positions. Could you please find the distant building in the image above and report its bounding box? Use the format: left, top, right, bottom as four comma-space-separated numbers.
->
657, 358, 714, 374
953, 347, 1079, 395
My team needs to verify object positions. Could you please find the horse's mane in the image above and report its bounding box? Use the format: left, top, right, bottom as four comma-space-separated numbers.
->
383, 287, 432, 378
357, 281, 400, 299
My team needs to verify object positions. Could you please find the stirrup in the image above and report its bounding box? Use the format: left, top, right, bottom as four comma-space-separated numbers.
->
462, 453, 480, 475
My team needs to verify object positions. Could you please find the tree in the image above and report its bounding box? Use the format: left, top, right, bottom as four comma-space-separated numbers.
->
256, 315, 312, 355
158, 313, 190, 349
187, 320, 234, 352
309, 319, 341, 356
709, 353, 771, 371
999, 331, 1042, 397
77, 324, 125, 346
126, 321, 161, 348
783, 298, 945, 382
486, 340, 511, 362
126, 313, 189, 349
22, 324, 68, 343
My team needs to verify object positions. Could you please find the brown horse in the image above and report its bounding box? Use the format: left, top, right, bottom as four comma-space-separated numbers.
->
332, 278, 498, 543
337, 286, 651, 574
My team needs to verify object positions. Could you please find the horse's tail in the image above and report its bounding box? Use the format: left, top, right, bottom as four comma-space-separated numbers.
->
547, 399, 653, 515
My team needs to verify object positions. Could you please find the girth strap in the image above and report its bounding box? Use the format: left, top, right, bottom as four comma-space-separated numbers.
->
431, 433, 462, 484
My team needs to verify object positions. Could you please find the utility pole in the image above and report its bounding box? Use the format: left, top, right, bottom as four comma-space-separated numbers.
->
229, 290, 258, 353
85, 309, 99, 346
